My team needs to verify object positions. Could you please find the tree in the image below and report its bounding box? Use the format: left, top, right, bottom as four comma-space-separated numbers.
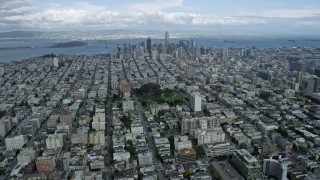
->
194, 145, 205, 158
124, 140, 137, 156
275, 127, 289, 138
211, 167, 222, 180
120, 115, 132, 129
104, 155, 110, 166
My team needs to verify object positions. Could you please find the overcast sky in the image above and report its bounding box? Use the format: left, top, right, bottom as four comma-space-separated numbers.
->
0, 0, 320, 35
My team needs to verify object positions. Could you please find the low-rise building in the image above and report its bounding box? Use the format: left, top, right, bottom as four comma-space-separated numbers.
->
203, 142, 237, 158
46, 134, 63, 149
17, 148, 36, 164
179, 148, 197, 163
195, 128, 225, 145
230, 149, 261, 180
138, 151, 153, 167
5, 135, 27, 150
36, 156, 56, 174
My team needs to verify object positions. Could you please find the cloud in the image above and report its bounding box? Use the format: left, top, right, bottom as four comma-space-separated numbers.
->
127, 0, 184, 12
0, 0, 319, 32
238, 7, 320, 19
0, 0, 33, 10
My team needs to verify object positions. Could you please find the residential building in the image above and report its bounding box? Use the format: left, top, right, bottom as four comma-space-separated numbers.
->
174, 136, 192, 151
181, 116, 231, 134
71, 133, 88, 145
179, 148, 197, 163
17, 148, 36, 164
203, 142, 237, 158
46, 134, 63, 149
36, 156, 56, 174
190, 92, 201, 112
5, 135, 27, 150
154, 138, 171, 157
131, 122, 144, 135
230, 149, 261, 180
195, 128, 225, 145
138, 151, 153, 167
92, 113, 106, 131
123, 99, 134, 112
89, 131, 105, 146
263, 155, 290, 180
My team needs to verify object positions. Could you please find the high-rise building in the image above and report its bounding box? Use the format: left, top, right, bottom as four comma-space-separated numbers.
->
152, 49, 158, 61
191, 38, 195, 48
223, 48, 228, 64
0, 65, 4, 76
307, 77, 320, 96
296, 71, 303, 87
53, 57, 59, 67
165, 31, 169, 47
190, 92, 201, 112
146, 38, 152, 55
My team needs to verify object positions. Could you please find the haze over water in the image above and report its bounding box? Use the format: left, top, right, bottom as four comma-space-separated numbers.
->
1, 37, 320, 62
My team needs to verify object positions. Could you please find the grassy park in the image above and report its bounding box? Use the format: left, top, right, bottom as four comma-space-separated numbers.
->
133, 83, 186, 108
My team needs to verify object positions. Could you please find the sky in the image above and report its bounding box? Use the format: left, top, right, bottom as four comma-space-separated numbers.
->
0, 0, 320, 36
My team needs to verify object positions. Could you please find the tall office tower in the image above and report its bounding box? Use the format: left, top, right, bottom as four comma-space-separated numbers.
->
296, 71, 303, 87
165, 31, 169, 47
191, 38, 195, 48
146, 38, 152, 55
307, 77, 320, 96
190, 92, 201, 112
0, 65, 4, 76
223, 48, 228, 64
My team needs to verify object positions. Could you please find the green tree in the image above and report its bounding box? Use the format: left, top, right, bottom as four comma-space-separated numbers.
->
211, 167, 222, 180
120, 115, 132, 129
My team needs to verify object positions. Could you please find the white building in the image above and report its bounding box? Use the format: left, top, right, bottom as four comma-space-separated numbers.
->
138, 151, 153, 167
113, 151, 131, 162
46, 134, 64, 149
89, 131, 105, 146
17, 148, 36, 164
98, 85, 108, 98
131, 123, 144, 135
154, 138, 171, 156
123, 99, 134, 112
152, 49, 158, 61
174, 136, 192, 151
190, 92, 201, 112
5, 135, 27, 150
223, 48, 228, 63
53, 57, 59, 67
181, 116, 231, 134
71, 133, 88, 145
92, 113, 106, 131
195, 128, 226, 145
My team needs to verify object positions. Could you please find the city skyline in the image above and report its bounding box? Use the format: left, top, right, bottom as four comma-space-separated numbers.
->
0, 0, 320, 36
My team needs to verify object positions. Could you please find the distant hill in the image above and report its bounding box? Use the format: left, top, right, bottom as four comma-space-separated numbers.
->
50, 41, 88, 48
